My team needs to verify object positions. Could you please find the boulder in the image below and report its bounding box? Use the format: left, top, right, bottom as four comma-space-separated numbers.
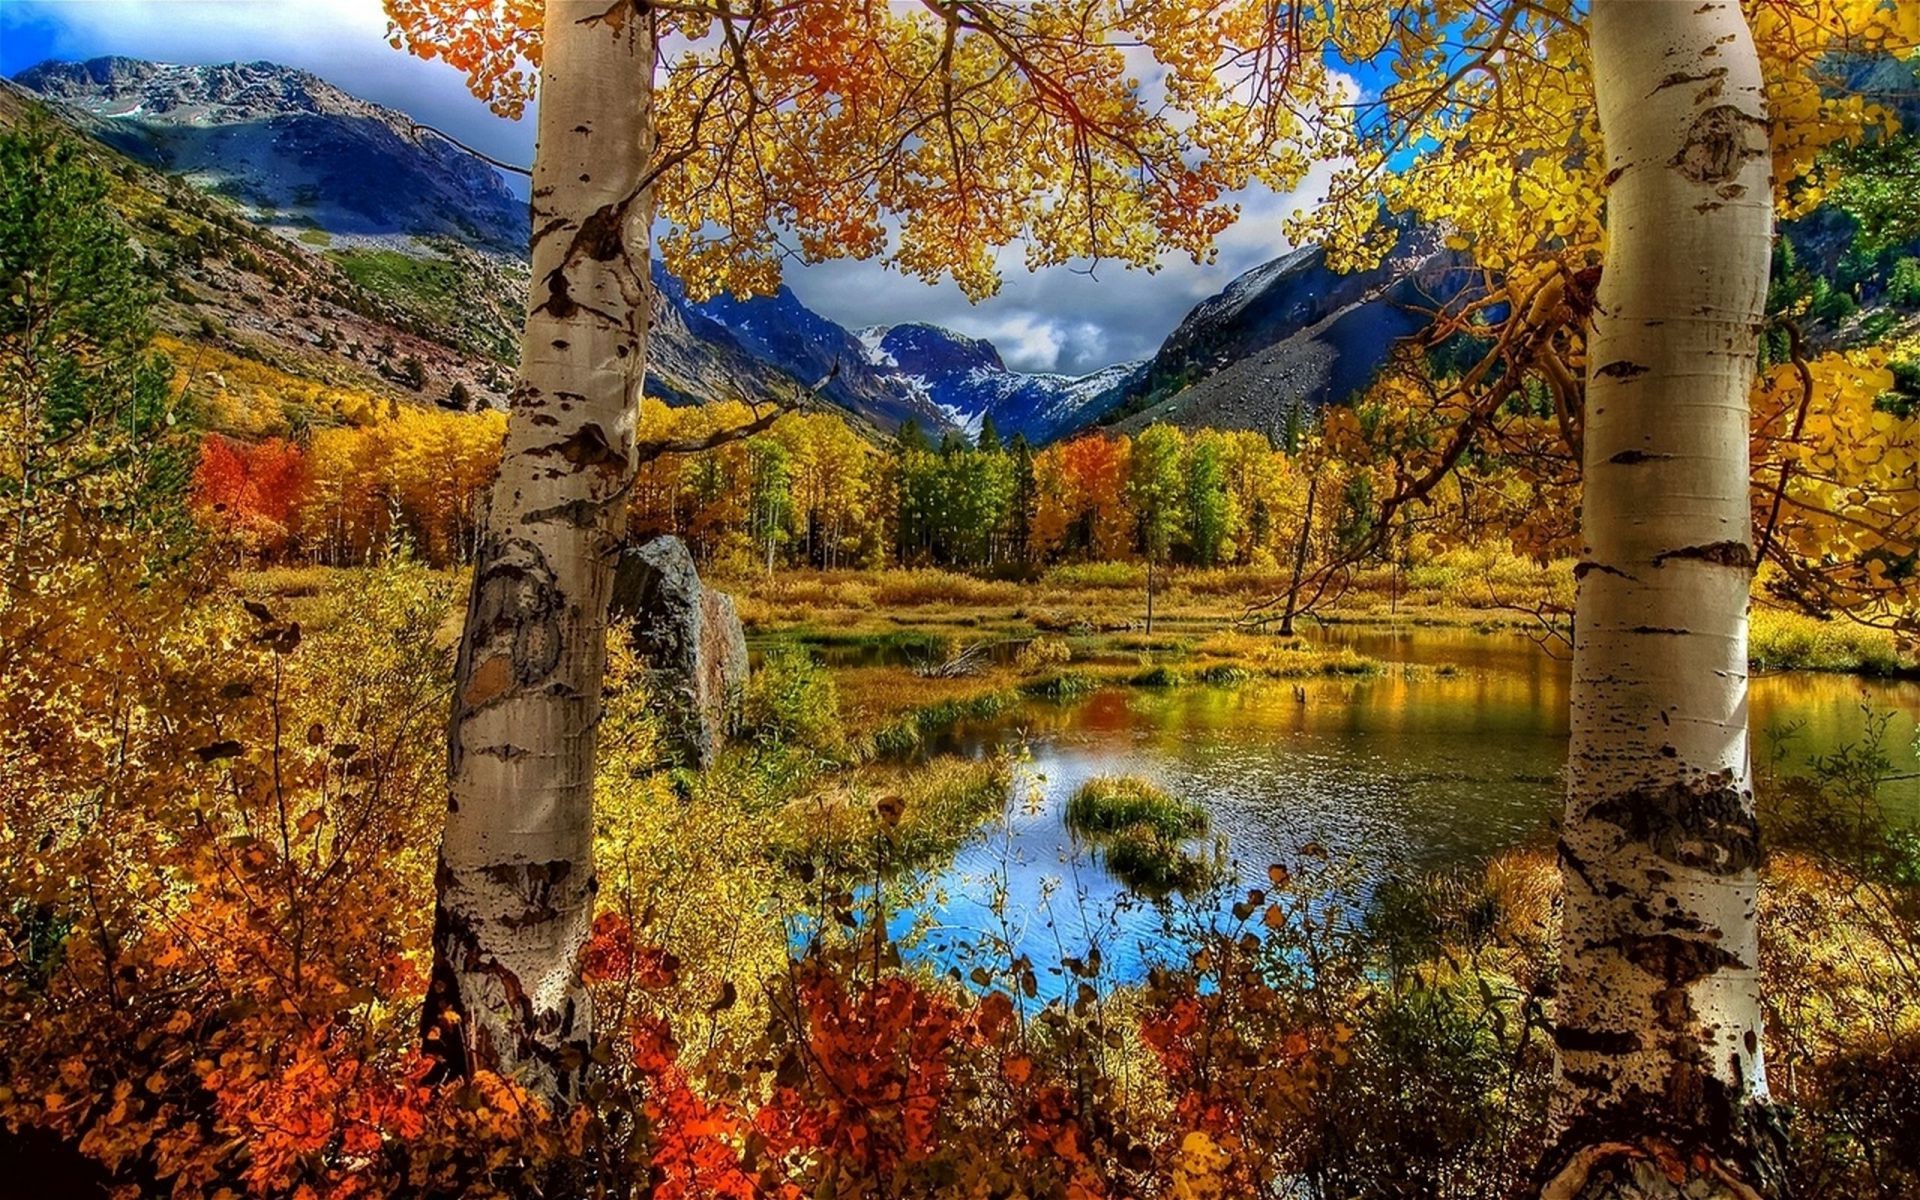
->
609, 536, 748, 768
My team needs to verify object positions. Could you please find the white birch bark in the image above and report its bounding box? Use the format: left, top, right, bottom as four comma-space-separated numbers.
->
1549, 0, 1781, 1194
422, 0, 656, 1105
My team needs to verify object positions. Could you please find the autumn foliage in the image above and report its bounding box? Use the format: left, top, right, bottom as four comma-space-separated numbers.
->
193, 435, 307, 554
189, 407, 504, 566
9, 0, 1920, 1192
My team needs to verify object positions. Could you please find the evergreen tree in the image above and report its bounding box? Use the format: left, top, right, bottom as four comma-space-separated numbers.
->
1009, 433, 1036, 570
892, 419, 930, 564
2, 117, 195, 560
1278, 401, 1308, 456
895, 416, 929, 454
976, 412, 1002, 454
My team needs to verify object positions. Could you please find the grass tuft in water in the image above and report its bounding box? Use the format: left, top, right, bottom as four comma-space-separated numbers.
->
1103, 824, 1217, 894
1020, 671, 1099, 701
1066, 776, 1208, 840
1128, 664, 1187, 688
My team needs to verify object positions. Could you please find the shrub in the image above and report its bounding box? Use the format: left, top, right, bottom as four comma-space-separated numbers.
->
1810, 277, 1859, 324
1014, 636, 1072, 672
1858, 309, 1900, 342
1888, 256, 1920, 308
744, 644, 842, 751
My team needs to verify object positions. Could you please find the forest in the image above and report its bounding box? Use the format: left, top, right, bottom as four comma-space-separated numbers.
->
3, 2, 1920, 1200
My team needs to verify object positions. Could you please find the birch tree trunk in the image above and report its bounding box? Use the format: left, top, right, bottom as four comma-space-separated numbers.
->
1548, 1, 1781, 1195
421, 0, 656, 1106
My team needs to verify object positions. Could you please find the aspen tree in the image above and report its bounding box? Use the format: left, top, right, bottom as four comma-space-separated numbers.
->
1547, 4, 1780, 1195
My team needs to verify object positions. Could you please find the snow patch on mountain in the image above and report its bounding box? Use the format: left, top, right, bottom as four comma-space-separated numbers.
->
850, 322, 1133, 442
855, 326, 898, 368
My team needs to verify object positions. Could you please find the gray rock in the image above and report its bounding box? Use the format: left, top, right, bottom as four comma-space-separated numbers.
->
609, 536, 748, 769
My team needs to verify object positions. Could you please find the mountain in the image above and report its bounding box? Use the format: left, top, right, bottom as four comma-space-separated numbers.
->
8, 54, 1457, 447
857, 323, 1139, 443
0, 69, 528, 411
7, 56, 1170, 440
6, 56, 938, 431
1090, 229, 1471, 439
663, 274, 951, 433
14, 56, 526, 256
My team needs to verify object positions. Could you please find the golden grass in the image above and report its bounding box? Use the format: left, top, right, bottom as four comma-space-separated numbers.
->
717, 547, 1575, 640
771, 756, 1011, 869
1750, 607, 1910, 676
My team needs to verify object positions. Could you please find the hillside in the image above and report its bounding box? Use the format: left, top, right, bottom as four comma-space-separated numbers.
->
0, 74, 528, 424
4, 59, 919, 434
8, 55, 1483, 445
1091, 228, 1471, 438
15, 56, 527, 255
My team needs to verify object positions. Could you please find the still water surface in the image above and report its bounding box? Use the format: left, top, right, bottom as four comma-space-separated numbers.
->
888, 625, 1920, 987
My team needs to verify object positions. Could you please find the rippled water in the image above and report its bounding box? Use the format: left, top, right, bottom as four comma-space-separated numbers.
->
894, 625, 1920, 987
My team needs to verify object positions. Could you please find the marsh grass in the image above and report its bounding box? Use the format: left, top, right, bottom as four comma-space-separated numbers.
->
1066, 776, 1208, 840
1750, 607, 1912, 676
774, 756, 1012, 872
716, 549, 1577, 640
1064, 775, 1217, 896
869, 689, 1026, 757
1128, 664, 1187, 687
1103, 824, 1218, 893
1019, 670, 1100, 701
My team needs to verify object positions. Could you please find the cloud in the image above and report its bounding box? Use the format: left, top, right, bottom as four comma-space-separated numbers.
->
785, 157, 1343, 375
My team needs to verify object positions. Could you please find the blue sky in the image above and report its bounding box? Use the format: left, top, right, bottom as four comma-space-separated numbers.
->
2, 0, 1343, 375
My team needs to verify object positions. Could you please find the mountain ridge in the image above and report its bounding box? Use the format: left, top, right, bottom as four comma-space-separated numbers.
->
10, 54, 1448, 445
15, 56, 529, 256
1094, 229, 1470, 440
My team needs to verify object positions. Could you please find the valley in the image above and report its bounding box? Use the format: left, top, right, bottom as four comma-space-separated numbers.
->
7, 54, 1477, 448
6, 16, 1920, 1199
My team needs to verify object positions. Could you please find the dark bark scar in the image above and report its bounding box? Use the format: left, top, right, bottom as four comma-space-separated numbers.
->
1587, 775, 1760, 875
1671, 104, 1767, 186
1652, 541, 1752, 569
1596, 360, 1650, 379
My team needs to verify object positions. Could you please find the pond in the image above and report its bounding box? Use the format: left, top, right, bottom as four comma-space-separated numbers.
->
889, 624, 1920, 991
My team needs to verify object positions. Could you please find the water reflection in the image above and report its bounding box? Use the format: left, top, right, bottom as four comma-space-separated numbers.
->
904, 625, 1920, 989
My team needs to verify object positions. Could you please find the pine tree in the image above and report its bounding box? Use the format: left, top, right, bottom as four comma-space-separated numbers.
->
976, 412, 1002, 454
1009, 433, 1036, 571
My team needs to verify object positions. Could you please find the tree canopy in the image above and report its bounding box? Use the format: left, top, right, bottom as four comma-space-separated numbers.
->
386, 0, 1344, 299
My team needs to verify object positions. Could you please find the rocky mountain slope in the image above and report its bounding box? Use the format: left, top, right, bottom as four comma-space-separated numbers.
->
8, 57, 942, 432
663, 274, 954, 433
1093, 230, 1471, 439
1, 72, 521, 416
11, 54, 1461, 445
857, 323, 1139, 443
15, 57, 527, 255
